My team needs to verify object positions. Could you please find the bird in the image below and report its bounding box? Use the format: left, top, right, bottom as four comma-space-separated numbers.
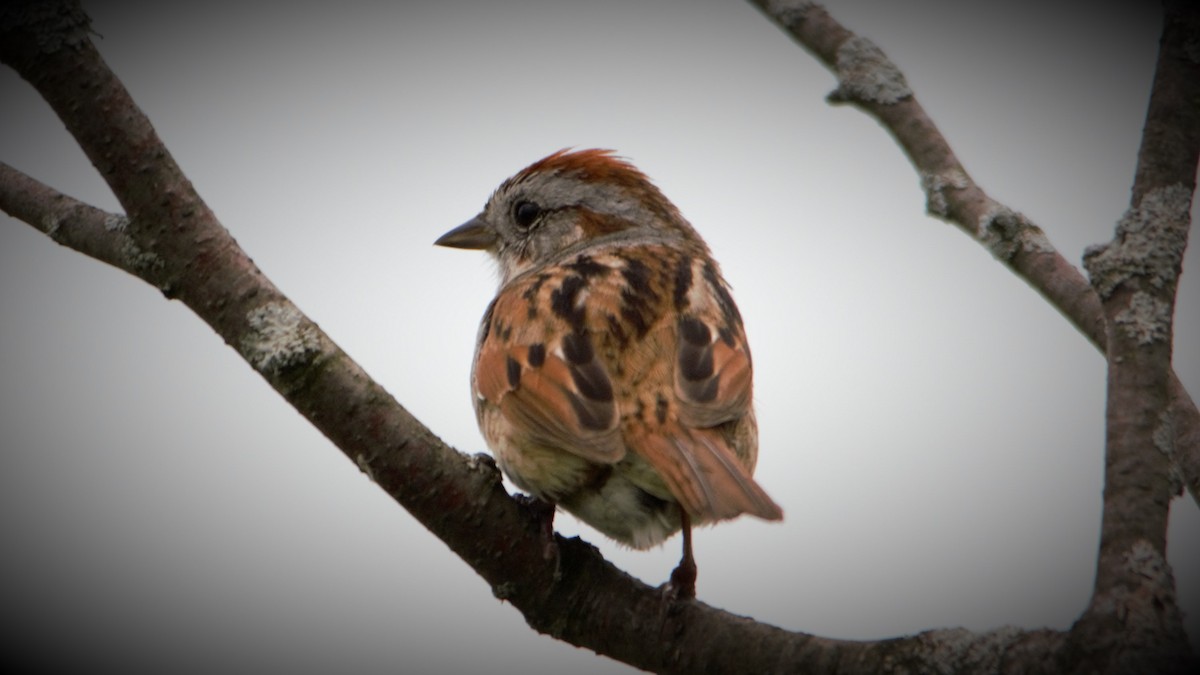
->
435, 149, 782, 597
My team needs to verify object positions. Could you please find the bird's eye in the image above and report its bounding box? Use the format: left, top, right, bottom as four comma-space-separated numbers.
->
513, 201, 541, 229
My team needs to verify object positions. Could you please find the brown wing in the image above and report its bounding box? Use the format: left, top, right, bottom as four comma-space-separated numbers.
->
474, 281, 624, 464
477, 248, 781, 522
674, 315, 753, 428
623, 253, 782, 522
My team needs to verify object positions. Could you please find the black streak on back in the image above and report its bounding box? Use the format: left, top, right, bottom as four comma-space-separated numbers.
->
703, 261, 742, 328
673, 255, 692, 310
618, 255, 660, 339
551, 275, 588, 333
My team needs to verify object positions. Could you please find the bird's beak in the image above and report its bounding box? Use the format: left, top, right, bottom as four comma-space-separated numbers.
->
435, 216, 497, 250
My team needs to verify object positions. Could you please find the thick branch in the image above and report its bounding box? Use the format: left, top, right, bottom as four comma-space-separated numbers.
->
746, 0, 1200, 509
748, 2, 1198, 672
1, 1, 1194, 671
1071, 1, 1199, 671
0, 3, 1068, 673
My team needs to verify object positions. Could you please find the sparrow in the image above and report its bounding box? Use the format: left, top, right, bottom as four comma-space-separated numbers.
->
435, 149, 782, 597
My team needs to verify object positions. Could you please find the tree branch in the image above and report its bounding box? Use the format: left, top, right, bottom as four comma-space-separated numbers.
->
1071, 1, 1200, 670
746, 0, 1200, 509
0, 2, 1072, 671
0, 3, 811, 672
2, 0, 1195, 672
0, 162, 142, 276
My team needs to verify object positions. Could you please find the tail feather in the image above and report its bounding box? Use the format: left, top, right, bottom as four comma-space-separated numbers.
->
630, 422, 782, 523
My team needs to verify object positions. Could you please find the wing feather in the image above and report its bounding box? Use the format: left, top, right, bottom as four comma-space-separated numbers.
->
475, 247, 780, 525
475, 291, 623, 463
674, 314, 753, 428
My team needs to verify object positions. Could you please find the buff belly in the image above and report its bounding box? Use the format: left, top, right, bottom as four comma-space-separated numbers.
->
486, 422, 683, 549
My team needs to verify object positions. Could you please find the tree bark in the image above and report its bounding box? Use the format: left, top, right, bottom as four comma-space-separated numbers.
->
1, 0, 1196, 672
746, 0, 1200, 510
1070, 2, 1200, 672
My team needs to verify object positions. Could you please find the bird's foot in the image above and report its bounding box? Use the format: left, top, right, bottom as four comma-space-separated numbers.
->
516, 494, 561, 577
663, 557, 697, 601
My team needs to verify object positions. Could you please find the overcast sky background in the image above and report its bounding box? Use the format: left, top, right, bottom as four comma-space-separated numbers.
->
2, 1, 1197, 672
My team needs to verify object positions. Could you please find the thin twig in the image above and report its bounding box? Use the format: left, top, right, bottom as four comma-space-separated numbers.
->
746, 0, 1200, 507
0, 163, 143, 276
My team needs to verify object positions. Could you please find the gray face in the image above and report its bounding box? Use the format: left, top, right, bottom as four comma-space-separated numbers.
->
435, 151, 710, 287
436, 171, 687, 284
480, 169, 676, 282
480, 173, 597, 280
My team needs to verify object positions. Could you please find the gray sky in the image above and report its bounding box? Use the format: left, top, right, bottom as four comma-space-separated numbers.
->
1, 1, 1196, 672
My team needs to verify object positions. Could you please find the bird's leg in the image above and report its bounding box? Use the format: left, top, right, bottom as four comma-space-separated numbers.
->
667, 510, 697, 599
535, 499, 559, 562
516, 494, 561, 576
